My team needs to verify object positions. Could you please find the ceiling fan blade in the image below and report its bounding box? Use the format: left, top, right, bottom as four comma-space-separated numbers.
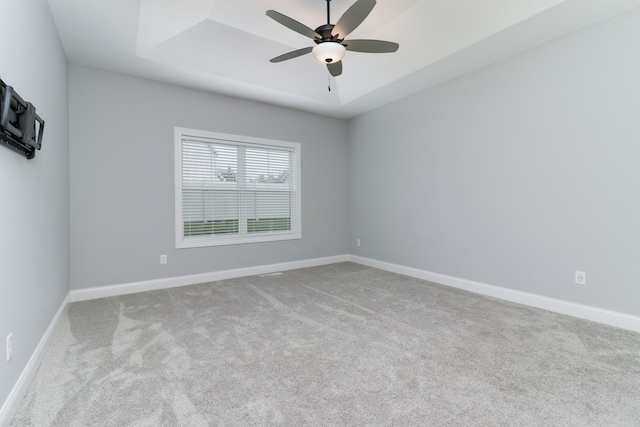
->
333, 0, 376, 39
266, 10, 321, 39
327, 61, 343, 77
270, 47, 314, 63
345, 39, 399, 53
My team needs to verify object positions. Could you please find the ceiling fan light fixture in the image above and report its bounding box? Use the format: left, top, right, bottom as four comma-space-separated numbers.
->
312, 42, 346, 64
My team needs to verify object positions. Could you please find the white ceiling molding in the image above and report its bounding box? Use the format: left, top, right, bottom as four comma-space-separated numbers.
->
48, 0, 640, 118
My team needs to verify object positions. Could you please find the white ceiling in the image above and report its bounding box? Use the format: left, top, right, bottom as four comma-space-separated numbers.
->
47, 0, 640, 118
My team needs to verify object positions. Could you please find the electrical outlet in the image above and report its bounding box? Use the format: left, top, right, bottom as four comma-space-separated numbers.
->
575, 271, 586, 285
160, 254, 167, 265
6, 333, 13, 362
356, 239, 361, 247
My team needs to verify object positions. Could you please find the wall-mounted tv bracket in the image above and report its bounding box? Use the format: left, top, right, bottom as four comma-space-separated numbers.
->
0, 78, 45, 159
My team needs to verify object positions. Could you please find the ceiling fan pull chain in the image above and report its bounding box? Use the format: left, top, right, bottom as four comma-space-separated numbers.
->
328, 75, 331, 92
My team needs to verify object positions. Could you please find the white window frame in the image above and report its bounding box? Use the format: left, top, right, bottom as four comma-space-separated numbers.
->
175, 127, 301, 248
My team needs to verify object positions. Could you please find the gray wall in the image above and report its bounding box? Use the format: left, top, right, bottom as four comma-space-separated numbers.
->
349, 8, 640, 317
0, 0, 69, 413
69, 65, 349, 290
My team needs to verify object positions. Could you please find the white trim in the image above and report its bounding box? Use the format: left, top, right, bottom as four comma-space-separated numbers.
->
348, 255, 640, 333
70, 254, 640, 331
0, 293, 69, 427
5, 254, 638, 427
174, 127, 302, 249
71, 255, 349, 302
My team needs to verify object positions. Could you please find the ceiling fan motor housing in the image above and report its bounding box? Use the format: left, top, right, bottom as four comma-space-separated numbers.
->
314, 24, 341, 42
312, 24, 345, 64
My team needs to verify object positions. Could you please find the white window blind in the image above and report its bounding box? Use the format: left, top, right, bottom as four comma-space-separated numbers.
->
175, 128, 301, 248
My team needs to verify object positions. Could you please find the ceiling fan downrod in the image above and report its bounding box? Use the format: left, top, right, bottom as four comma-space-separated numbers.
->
315, 0, 338, 43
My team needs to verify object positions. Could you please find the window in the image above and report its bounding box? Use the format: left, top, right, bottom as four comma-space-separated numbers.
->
175, 128, 301, 248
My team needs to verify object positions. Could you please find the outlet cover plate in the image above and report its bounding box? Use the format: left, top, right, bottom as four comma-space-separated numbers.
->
6, 333, 13, 362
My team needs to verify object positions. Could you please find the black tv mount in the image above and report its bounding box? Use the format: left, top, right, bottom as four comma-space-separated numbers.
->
0, 78, 45, 159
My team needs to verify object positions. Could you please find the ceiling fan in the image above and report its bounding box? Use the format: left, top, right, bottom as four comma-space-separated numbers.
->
266, 0, 399, 77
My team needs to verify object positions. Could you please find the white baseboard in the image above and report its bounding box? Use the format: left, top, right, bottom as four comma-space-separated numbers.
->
3, 255, 349, 425
71, 255, 350, 302
4, 254, 638, 427
71, 253, 640, 332
349, 255, 640, 333
0, 293, 69, 427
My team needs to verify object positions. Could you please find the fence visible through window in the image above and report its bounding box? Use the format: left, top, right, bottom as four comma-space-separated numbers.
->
176, 128, 301, 248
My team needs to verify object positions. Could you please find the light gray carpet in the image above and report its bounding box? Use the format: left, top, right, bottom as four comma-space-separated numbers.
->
11, 262, 640, 426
